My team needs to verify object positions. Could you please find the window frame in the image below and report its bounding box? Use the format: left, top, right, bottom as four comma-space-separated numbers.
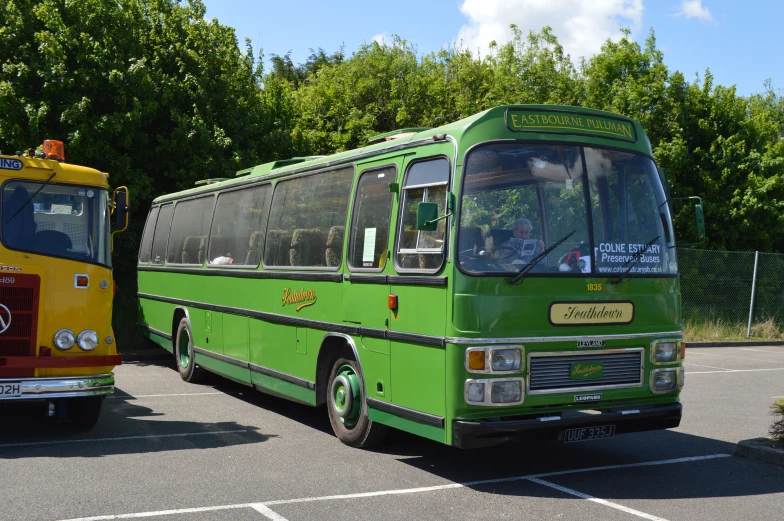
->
347, 163, 398, 273
262, 165, 356, 272
149, 203, 174, 266
454, 139, 677, 279
205, 182, 272, 270
164, 193, 217, 267
137, 205, 160, 264
0, 178, 113, 269
393, 155, 452, 274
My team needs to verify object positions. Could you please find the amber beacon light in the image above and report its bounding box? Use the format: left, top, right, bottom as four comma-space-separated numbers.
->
42, 139, 65, 161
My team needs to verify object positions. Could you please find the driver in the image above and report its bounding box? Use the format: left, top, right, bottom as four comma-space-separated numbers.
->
495, 218, 544, 262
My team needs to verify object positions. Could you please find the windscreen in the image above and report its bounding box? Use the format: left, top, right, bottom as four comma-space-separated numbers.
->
457, 143, 676, 277
1, 181, 111, 267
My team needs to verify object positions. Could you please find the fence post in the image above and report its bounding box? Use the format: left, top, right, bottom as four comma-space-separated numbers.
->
747, 251, 760, 338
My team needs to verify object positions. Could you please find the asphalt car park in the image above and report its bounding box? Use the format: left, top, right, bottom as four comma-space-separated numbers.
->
1, 346, 783, 521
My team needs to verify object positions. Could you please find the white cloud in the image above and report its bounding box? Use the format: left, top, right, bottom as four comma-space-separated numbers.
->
456, 0, 644, 62
372, 32, 388, 45
675, 0, 713, 22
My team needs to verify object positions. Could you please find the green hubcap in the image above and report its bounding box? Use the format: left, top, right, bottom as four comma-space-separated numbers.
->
178, 329, 191, 368
331, 364, 361, 428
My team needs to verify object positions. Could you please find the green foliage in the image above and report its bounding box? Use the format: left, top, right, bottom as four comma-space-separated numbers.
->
771, 399, 784, 447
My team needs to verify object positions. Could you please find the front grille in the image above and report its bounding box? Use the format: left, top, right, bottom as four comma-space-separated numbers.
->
528, 349, 643, 394
0, 275, 40, 378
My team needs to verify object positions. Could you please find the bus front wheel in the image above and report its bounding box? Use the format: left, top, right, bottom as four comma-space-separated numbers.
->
175, 317, 205, 383
68, 396, 104, 429
326, 358, 388, 448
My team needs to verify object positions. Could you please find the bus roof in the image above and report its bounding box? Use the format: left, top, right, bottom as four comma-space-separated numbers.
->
154, 104, 650, 204
0, 153, 110, 188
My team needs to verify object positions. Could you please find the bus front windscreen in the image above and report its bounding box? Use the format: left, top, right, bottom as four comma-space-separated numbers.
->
1, 181, 112, 267
457, 143, 676, 277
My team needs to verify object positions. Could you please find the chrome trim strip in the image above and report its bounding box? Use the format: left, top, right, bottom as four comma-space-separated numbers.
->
142, 324, 172, 341
249, 363, 315, 391
445, 331, 683, 345
526, 348, 645, 395
0, 373, 114, 401
367, 398, 445, 428
193, 347, 249, 369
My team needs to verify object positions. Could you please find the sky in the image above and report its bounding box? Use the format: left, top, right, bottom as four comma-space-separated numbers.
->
200, 0, 781, 97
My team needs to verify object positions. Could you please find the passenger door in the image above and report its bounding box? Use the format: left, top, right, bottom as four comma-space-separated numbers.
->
342, 163, 398, 402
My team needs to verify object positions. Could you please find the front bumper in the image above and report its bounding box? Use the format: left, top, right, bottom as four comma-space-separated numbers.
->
0, 373, 115, 401
453, 402, 682, 449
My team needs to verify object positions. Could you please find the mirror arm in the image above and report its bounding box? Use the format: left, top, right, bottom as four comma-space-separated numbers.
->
424, 211, 453, 227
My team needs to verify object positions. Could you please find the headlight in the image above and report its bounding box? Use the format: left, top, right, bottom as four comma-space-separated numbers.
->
465, 378, 524, 405
466, 346, 524, 373
650, 368, 682, 394
54, 329, 75, 350
466, 382, 485, 403
491, 380, 522, 403
651, 340, 681, 364
492, 349, 522, 372
77, 330, 99, 351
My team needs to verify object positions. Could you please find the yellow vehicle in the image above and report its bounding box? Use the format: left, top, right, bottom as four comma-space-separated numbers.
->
0, 140, 128, 427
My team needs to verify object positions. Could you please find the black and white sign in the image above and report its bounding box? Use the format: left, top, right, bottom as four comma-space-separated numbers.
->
574, 393, 602, 403
577, 340, 605, 348
0, 158, 23, 171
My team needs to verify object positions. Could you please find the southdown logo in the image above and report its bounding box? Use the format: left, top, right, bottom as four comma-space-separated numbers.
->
0, 304, 11, 335
281, 287, 317, 311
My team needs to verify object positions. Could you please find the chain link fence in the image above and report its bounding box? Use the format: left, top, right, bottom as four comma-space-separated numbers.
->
679, 248, 784, 337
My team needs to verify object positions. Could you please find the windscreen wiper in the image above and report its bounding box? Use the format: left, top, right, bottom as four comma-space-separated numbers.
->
610, 235, 660, 285
508, 230, 576, 286
4, 172, 56, 225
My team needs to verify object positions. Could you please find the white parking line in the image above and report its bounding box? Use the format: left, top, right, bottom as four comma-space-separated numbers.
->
0, 429, 248, 449
688, 352, 782, 363
686, 368, 784, 375
250, 504, 289, 521
528, 477, 668, 521
684, 363, 732, 371
56, 454, 731, 521
738, 348, 784, 354
107, 392, 224, 399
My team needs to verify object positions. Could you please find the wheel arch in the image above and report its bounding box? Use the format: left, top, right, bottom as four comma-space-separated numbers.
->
171, 306, 191, 344
316, 333, 364, 407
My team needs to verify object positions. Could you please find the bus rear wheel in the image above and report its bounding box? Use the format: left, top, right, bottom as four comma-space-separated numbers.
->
326, 358, 387, 448
175, 317, 205, 383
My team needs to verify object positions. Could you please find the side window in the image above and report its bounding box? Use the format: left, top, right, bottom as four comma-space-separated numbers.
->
264, 167, 354, 268
138, 206, 160, 263
167, 196, 215, 265
396, 158, 450, 271
150, 204, 174, 265
348, 166, 395, 270
208, 184, 271, 267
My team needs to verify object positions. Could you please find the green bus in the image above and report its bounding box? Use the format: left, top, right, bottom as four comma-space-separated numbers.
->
138, 105, 699, 448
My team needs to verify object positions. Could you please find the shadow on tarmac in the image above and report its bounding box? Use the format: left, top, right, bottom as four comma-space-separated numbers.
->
0, 371, 274, 459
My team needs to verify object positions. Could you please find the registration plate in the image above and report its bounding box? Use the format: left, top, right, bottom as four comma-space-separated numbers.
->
562, 424, 615, 443
0, 382, 21, 397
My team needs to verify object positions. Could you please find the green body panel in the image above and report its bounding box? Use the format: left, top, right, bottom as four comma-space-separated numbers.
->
367, 407, 446, 444
140, 105, 683, 447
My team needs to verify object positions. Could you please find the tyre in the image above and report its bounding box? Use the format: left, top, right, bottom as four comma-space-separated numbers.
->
68, 396, 104, 429
175, 317, 205, 383
326, 357, 388, 448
